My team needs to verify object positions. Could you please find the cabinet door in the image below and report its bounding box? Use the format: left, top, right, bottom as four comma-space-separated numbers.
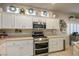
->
15, 14, 32, 29
0, 42, 7, 56
20, 40, 33, 56
0, 13, 1, 28
46, 18, 53, 29
40, 17, 46, 23
32, 17, 39, 22
24, 16, 32, 29
49, 39, 58, 52
6, 41, 21, 56
46, 18, 59, 29
26, 40, 33, 56
53, 19, 59, 29
2, 12, 15, 29
49, 38, 64, 52
57, 38, 64, 51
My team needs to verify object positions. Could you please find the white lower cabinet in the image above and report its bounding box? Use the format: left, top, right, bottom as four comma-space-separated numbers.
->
49, 38, 64, 52
19, 40, 33, 56
6, 40, 33, 56
57, 39, 64, 51
0, 42, 7, 56
6, 41, 20, 56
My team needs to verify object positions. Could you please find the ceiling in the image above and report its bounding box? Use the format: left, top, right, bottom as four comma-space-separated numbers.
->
20, 3, 79, 14
1, 3, 79, 14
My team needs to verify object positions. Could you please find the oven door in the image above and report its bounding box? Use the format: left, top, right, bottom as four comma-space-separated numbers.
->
35, 48, 48, 55
34, 42, 48, 55
35, 42, 48, 49
38, 24, 44, 29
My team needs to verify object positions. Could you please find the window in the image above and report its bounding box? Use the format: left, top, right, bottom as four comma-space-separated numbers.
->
77, 24, 79, 33
67, 22, 79, 35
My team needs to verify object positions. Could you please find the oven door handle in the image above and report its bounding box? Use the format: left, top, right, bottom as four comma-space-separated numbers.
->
35, 41, 48, 43
34, 47, 48, 50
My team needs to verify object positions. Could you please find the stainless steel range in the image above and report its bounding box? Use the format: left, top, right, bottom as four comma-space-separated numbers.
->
32, 31, 48, 56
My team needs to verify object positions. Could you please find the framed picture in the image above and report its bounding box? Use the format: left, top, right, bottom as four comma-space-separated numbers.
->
59, 19, 67, 32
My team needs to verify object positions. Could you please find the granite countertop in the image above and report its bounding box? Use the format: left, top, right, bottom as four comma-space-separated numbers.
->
0, 35, 68, 41
0, 35, 68, 45
0, 36, 33, 45
0, 36, 33, 41
47, 35, 68, 38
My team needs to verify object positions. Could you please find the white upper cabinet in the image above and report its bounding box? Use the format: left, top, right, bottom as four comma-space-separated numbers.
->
0, 12, 59, 29
2, 12, 15, 29
40, 17, 46, 23
46, 18, 53, 29
33, 17, 46, 22
32, 16, 39, 22
0, 12, 2, 29
53, 19, 59, 29
15, 14, 32, 29
46, 18, 59, 29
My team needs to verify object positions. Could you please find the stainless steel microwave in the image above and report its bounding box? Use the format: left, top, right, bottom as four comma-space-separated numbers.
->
33, 22, 46, 29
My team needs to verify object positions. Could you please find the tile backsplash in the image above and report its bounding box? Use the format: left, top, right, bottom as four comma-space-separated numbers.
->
0, 29, 65, 37
44, 29, 60, 36
0, 29, 32, 37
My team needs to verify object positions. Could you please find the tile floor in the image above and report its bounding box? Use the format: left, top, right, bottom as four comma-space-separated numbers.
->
49, 46, 73, 56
